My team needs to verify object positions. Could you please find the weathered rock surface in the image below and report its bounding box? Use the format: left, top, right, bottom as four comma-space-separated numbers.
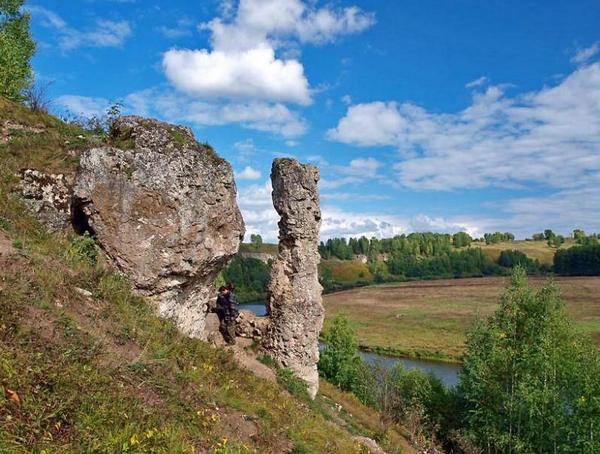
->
19, 169, 72, 231
262, 158, 323, 398
73, 116, 244, 337
236, 310, 270, 341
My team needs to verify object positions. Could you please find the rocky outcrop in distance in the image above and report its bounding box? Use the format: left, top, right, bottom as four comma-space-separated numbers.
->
262, 158, 324, 398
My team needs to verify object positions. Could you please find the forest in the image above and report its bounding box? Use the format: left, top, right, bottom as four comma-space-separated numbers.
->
226, 231, 600, 302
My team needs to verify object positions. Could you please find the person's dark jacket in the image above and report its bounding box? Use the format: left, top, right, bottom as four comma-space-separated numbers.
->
216, 292, 239, 322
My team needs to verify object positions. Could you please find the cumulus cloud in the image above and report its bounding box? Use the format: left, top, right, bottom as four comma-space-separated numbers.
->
163, 46, 311, 105
571, 42, 600, 65
328, 63, 600, 192
327, 101, 408, 146
205, 0, 375, 52
28, 6, 131, 51
236, 165, 262, 180
163, 0, 374, 105
123, 89, 307, 137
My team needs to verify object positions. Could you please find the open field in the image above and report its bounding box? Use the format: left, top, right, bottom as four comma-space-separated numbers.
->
323, 276, 600, 362
471, 239, 575, 265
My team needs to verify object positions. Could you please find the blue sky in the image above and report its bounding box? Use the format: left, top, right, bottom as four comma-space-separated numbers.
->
27, 0, 600, 241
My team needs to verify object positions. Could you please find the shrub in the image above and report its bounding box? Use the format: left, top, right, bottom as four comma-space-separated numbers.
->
0, 217, 11, 231
319, 314, 377, 406
67, 232, 98, 265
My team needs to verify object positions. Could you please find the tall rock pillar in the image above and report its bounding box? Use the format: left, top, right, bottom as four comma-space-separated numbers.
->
263, 158, 324, 398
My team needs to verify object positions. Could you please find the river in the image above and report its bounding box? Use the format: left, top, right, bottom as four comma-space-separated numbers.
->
239, 302, 462, 388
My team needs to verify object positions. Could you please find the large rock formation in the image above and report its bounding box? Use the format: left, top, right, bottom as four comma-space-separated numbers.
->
73, 116, 244, 337
262, 158, 323, 398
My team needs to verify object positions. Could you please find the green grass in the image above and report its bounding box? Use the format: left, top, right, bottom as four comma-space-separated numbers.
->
324, 276, 600, 362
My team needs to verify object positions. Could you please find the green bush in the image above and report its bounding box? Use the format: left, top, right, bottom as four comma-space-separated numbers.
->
0, 216, 10, 231
319, 314, 376, 406
67, 232, 98, 265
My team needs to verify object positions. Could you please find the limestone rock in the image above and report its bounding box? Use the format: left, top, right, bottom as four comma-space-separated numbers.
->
236, 310, 270, 341
19, 169, 72, 231
72, 116, 244, 337
262, 158, 323, 398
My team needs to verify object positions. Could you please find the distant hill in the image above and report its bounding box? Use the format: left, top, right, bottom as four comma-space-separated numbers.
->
471, 239, 575, 265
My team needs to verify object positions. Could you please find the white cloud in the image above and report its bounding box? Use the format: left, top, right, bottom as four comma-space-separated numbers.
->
340, 157, 381, 177
465, 76, 488, 88
157, 18, 194, 39
236, 165, 262, 180
55, 94, 110, 117
205, 0, 375, 52
329, 63, 600, 193
163, 0, 373, 105
327, 101, 407, 146
163, 46, 311, 105
500, 185, 600, 236
571, 42, 600, 65
237, 178, 485, 241
56, 89, 307, 138
341, 94, 352, 105
124, 89, 307, 137
28, 6, 132, 51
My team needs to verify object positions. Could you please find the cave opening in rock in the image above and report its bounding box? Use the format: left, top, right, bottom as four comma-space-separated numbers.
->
70, 199, 96, 237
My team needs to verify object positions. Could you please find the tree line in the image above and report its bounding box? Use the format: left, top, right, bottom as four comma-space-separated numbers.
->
225, 235, 600, 302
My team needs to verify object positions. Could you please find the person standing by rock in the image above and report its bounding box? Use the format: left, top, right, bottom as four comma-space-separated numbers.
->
215, 284, 239, 345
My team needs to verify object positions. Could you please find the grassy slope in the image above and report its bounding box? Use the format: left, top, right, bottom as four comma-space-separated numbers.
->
471, 239, 575, 265
324, 276, 600, 362
319, 259, 373, 284
0, 99, 414, 453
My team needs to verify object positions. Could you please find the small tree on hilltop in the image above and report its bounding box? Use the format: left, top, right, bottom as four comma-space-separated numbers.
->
0, 0, 36, 100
